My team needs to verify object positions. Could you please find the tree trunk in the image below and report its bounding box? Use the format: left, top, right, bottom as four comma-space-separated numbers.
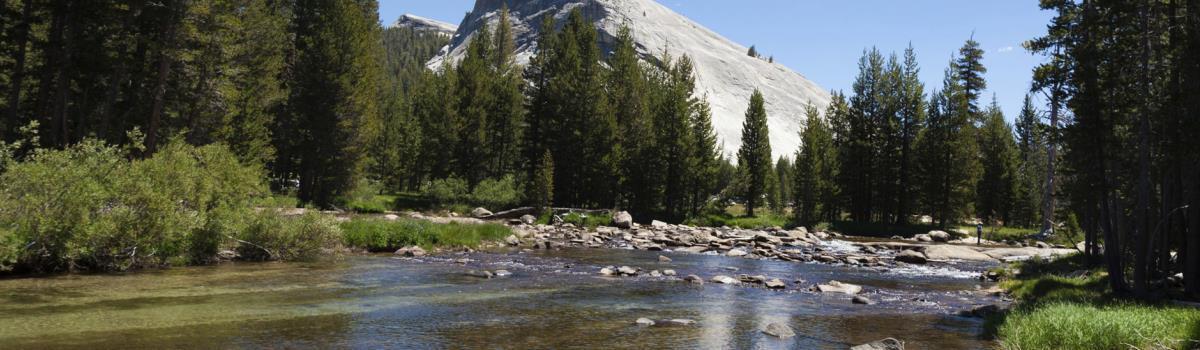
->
146, 1, 180, 154
4, 0, 34, 127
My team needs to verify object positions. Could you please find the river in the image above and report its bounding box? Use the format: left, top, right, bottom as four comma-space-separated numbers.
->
0, 245, 999, 349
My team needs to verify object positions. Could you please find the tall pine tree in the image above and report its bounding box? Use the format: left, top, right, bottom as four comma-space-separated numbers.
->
738, 90, 771, 217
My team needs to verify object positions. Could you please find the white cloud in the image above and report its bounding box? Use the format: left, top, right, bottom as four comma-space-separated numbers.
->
996, 46, 1015, 53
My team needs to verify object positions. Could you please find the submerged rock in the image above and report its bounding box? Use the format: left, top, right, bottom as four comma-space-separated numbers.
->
852, 295, 876, 305
816, 281, 862, 295
850, 338, 905, 350
658, 255, 672, 262
761, 322, 795, 338
711, 275, 739, 284
492, 269, 512, 277
465, 270, 494, 278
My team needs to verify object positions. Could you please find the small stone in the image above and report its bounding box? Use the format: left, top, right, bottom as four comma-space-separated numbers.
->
383, 214, 400, 221
493, 269, 512, 277
850, 338, 905, 350
726, 248, 749, 257
618, 266, 639, 276
852, 296, 876, 305
816, 280, 863, 295
762, 322, 795, 338
765, 278, 787, 289
635, 318, 655, 326
651, 220, 669, 228
663, 269, 677, 276
667, 319, 696, 326
599, 267, 616, 276
711, 275, 739, 284
504, 235, 521, 246
683, 274, 705, 285
519, 214, 537, 225
658, 255, 672, 262
465, 270, 494, 278
649, 270, 663, 277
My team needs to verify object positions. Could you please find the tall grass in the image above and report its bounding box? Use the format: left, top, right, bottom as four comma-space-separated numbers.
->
992, 255, 1200, 350
340, 218, 511, 252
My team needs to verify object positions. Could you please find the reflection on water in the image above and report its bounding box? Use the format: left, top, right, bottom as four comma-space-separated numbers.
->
0, 248, 997, 349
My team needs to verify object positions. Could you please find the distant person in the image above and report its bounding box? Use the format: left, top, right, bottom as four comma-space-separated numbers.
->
976, 223, 984, 245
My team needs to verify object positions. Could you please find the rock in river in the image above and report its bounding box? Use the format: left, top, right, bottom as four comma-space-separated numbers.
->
765, 278, 787, 289
617, 266, 639, 276
894, 250, 928, 264
471, 207, 493, 218
658, 255, 672, 262
816, 280, 862, 295
613, 211, 634, 229
635, 318, 655, 326
394, 246, 426, 257
599, 267, 616, 276
683, 275, 705, 285
852, 296, 877, 305
726, 248, 749, 257
711, 275, 739, 284
850, 338, 905, 350
762, 322, 796, 338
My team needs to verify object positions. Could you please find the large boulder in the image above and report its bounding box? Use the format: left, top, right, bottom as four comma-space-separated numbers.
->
471, 207, 493, 218
850, 338, 905, 350
921, 245, 997, 262
927, 230, 951, 242
816, 280, 863, 295
613, 211, 634, 229
894, 250, 928, 264
519, 214, 537, 225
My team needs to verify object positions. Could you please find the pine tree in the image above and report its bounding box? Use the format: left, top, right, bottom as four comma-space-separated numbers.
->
654, 54, 699, 220
842, 48, 885, 222
955, 37, 988, 119
454, 23, 495, 187
917, 64, 980, 227
895, 45, 926, 224
607, 25, 656, 216
486, 5, 525, 179
976, 97, 1019, 225
747, 45, 758, 58
794, 102, 839, 225
688, 99, 721, 217
738, 89, 771, 217
287, 0, 384, 207
774, 156, 793, 215
1012, 94, 1046, 227
533, 150, 555, 213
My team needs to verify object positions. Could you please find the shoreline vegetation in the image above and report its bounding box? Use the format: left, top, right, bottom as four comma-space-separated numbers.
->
991, 255, 1200, 350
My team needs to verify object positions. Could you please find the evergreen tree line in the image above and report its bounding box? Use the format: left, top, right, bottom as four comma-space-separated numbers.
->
771, 43, 1047, 230
1027, 0, 1200, 298
0, 0, 402, 208
403, 9, 729, 221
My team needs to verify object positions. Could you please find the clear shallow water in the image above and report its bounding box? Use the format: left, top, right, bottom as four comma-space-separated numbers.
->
0, 248, 998, 349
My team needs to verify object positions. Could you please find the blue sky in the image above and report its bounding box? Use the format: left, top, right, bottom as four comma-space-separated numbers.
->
380, 1, 1054, 121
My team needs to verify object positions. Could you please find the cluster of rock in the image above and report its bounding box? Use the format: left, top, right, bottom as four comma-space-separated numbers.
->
501, 211, 895, 268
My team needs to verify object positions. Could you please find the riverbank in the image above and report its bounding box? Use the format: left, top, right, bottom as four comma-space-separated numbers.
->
989, 255, 1200, 349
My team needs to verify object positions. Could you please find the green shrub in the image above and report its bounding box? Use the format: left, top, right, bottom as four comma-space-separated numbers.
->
423, 177, 469, 206
0, 139, 266, 272
238, 212, 341, 261
561, 212, 612, 229
342, 179, 393, 213
340, 218, 511, 251
0, 227, 17, 272
470, 175, 522, 209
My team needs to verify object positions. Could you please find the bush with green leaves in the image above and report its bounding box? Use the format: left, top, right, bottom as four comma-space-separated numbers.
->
470, 175, 522, 209
422, 177, 469, 206
237, 211, 341, 261
0, 227, 17, 272
0, 139, 266, 272
340, 218, 511, 251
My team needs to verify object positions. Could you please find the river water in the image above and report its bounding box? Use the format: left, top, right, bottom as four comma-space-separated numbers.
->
0, 245, 998, 349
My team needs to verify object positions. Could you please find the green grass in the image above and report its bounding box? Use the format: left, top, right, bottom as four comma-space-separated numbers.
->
685, 213, 790, 229
831, 221, 937, 237
991, 254, 1200, 350
346, 194, 396, 214
340, 218, 511, 252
